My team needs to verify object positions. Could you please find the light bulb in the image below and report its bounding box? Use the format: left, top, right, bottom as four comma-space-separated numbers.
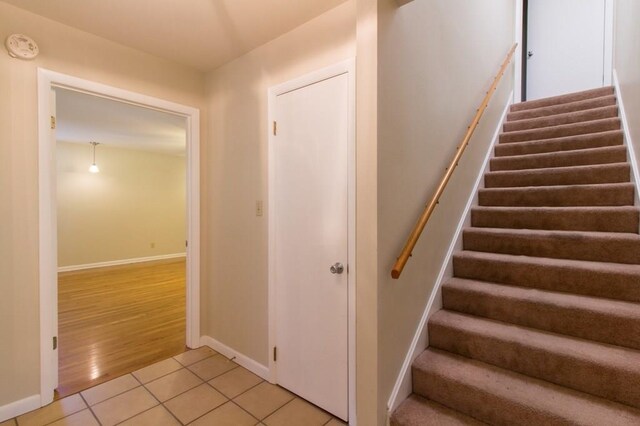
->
89, 163, 100, 173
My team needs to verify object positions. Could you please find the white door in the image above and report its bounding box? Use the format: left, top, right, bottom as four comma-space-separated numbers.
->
272, 72, 349, 420
527, 0, 606, 100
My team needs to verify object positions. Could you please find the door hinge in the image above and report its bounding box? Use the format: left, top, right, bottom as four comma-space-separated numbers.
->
53, 336, 58, 350
273, 121, 277, 136
185, 240, 188, 248
50, 116, 56, 130
273, 346, 277, 362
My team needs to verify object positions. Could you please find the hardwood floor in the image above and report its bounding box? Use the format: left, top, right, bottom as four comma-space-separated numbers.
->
57, 258, 186, 398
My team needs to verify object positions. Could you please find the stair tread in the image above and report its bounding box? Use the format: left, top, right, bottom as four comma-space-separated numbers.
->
494, 130, 623, 156
454, 249, 640, 275
453, 250, 640, 303
391, 394, 486, 426
412, 348, 640, 425
503, 105, 618, 132
510, 86, 614, 112
485, 162, 629, 177
431, 309, 640, 373
471, 205, 640, 213
464, 226, 640, 241
507, 95, 617, 121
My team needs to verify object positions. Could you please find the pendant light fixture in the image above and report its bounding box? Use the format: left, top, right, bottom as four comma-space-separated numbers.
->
89, 141, 100, 173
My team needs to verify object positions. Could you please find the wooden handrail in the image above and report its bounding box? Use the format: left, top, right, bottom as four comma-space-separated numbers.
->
391, 43, 518, 279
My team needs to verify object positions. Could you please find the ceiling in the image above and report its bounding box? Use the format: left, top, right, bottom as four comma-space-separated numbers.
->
55, 87, 187, 156
2, 0, 348, 71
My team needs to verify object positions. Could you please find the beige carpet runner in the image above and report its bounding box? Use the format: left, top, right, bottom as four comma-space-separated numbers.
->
392, 87, 640, 425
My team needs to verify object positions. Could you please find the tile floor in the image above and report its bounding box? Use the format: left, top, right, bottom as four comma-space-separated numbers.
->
5, 346, 347, 426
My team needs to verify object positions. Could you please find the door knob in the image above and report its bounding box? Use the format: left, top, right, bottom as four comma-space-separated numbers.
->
330, 263, 344, 274
527, 50, 534, 59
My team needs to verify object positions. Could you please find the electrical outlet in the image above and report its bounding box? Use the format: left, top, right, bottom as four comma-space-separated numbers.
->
256, 200, 264, 217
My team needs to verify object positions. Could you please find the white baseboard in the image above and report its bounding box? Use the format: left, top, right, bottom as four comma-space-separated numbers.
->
386, 92, 513, 415
200, 336, 270, 381
0, 394, 41, 423
58, 253, 186, 272
613, 70, 640, 209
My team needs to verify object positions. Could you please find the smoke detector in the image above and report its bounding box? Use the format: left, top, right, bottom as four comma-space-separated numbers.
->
5, 34, 39, 60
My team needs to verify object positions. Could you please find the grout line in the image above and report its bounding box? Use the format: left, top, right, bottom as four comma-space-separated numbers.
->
133, 376, 185, 426
78, 392, 103, 426
223, 378, 265, 400
228, 399, 262, 424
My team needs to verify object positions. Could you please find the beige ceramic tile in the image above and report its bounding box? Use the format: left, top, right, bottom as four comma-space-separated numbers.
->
119, 405, 181, 426
145, 368, 203, 402
263, 398, 331, 426
209, 366, 263, 398
325, 418, 348, 425
91, 386, 158, 426
17, 394, 86, 426
188, 354, 238, 380
132, 358, 183, 384
81, 373, 139, 405
0, 419, 16, 426
47, 409, 99, 426
233, 382, 294, 420
164, 383, 227, 424
173, 346, 217, 366
190, 401, 258, 426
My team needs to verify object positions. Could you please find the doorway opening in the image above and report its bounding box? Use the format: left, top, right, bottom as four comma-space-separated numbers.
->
38, 69, 201, 406
53, 87, 188, 397
517, 0, 614, 101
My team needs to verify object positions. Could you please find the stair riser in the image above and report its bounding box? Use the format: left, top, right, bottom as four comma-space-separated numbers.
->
453, 254, 640, 303
499, 119, 621, 144
494, 131, 623, 157
484, 165, 630, 188
478, 185, 635, 207
510, 87, 614, 112
503, 106, 618, 133
463, 229, 640, 264
490, 147, 627, 171
507, 96, 617, 122
470, 208, 639, 233
428, 319, 640, 409
442, 283, 640, 350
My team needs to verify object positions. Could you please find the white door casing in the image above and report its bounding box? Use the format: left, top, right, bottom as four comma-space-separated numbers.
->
268, 60, 356, 423
526, 0, 607, 100
37, 69, 201, 406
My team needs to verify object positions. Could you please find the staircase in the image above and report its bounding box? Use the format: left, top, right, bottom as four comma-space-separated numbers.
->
391, 87, 640, 425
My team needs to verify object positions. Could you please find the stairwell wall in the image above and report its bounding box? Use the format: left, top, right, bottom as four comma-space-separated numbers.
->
613, 0, 640, 170
377, 0, 515, 421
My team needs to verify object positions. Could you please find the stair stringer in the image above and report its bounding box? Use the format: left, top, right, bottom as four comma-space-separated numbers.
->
386, 92, 513, 419
613, 70, 640, 223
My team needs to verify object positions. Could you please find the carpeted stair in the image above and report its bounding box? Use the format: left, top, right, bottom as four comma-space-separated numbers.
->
391, 86, 640, 425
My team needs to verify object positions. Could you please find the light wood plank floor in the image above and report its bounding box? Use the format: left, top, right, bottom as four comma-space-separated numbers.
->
57, 258, 186, 398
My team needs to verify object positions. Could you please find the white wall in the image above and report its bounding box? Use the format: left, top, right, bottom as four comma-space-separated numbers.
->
203, 0, 356, 367
377, 0, 515, 423
0, 1, 205, 408
56, 142, 186, 268
614, 0, 640, 169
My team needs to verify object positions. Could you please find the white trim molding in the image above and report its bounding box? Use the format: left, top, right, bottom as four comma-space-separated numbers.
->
200, 336, 270, 381
57, 253, 186, 273
0, 394, 41, 423
267, 58, 357, 424
613, 70, 640, 209
603, 0, 615, 86
387, 93, 513, 416
37, 68, 201, 406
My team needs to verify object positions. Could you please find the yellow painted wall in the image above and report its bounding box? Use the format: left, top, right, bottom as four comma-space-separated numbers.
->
56, 142, 186, 268
0, 1, 205, 407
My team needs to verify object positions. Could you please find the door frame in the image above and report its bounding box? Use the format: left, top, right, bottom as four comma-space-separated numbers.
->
515, 0, 615, 102
37, 68, 201, 406
267, 59, 356, 423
